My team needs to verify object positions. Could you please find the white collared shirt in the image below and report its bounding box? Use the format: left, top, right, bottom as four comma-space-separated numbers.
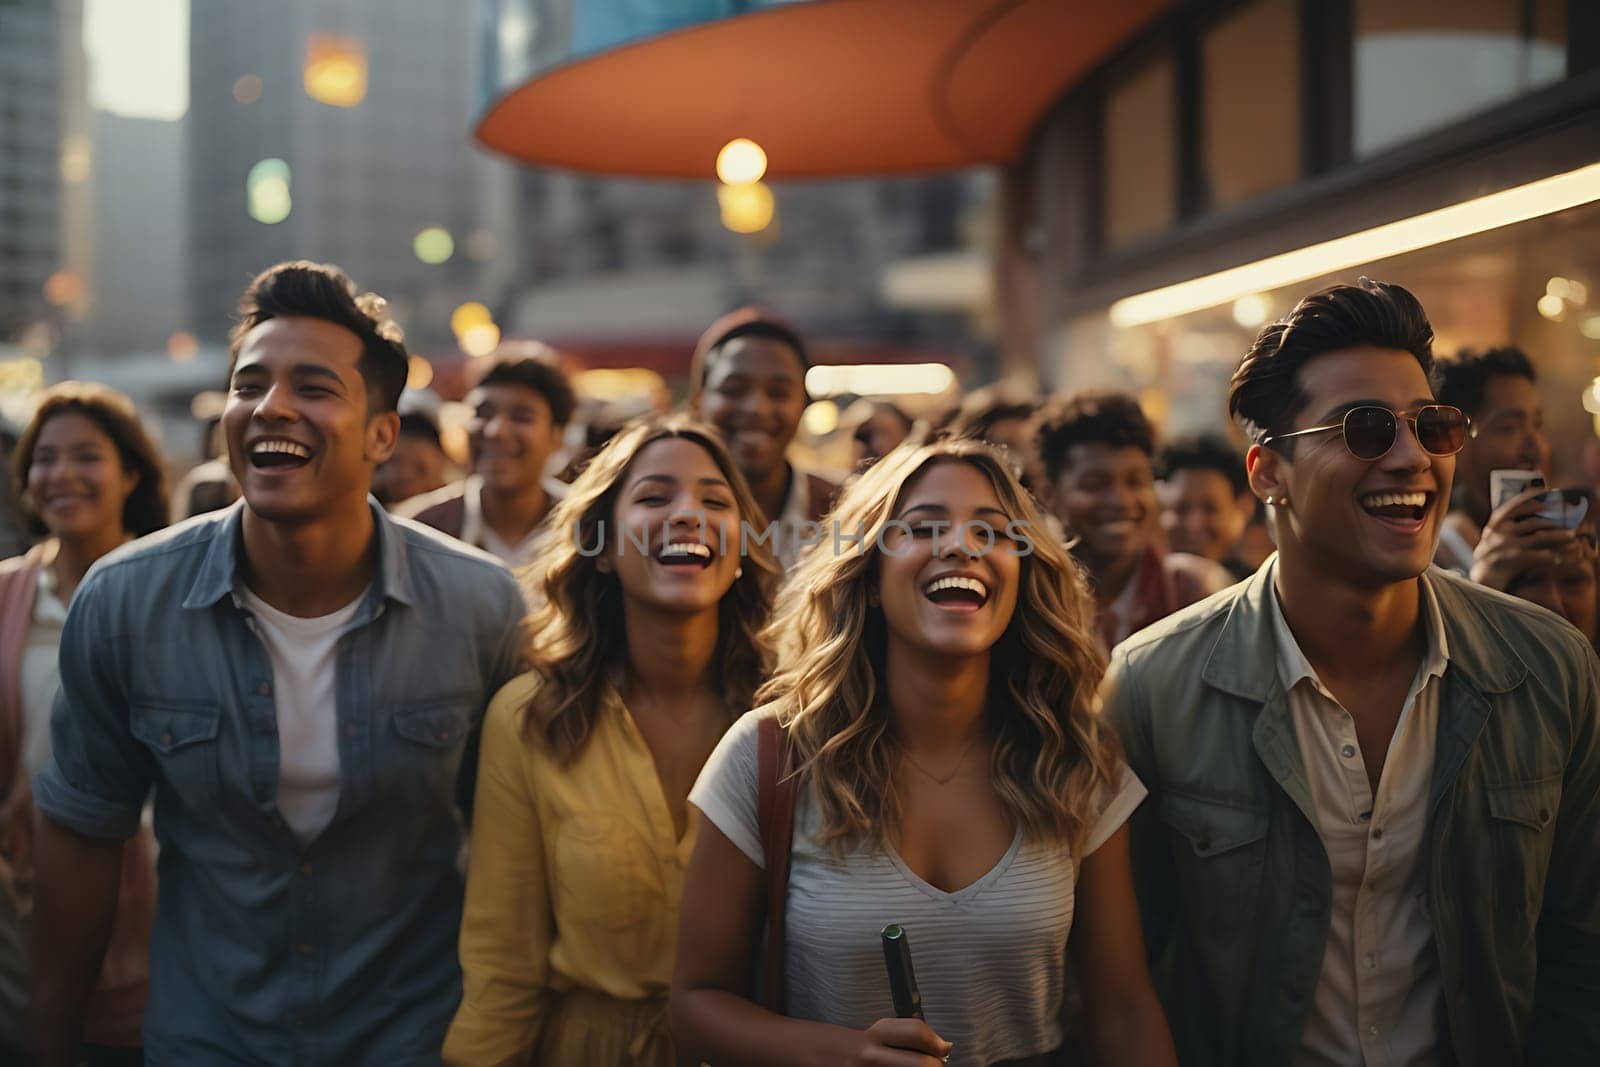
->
1269, 563, 1449, 1067
20, 566, 70, 779
460, 473, 567, 570
772, 464, 820, 571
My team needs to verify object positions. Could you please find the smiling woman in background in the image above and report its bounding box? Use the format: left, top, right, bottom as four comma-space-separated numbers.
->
672, 437, 1175, 1067
0, 382, 167, 1064
444, 412, 777, 1066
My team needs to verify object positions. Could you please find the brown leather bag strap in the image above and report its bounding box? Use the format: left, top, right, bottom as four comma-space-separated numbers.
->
756, 714, 799, 1011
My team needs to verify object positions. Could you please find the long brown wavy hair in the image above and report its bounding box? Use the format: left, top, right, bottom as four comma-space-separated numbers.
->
520, 411, 778, 762
760, 437, 1119, 858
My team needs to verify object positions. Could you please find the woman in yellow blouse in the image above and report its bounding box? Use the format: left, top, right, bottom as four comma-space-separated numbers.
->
444, 412, 777, 1066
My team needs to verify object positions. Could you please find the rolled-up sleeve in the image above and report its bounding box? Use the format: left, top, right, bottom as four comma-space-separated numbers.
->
33, 571, 151, 841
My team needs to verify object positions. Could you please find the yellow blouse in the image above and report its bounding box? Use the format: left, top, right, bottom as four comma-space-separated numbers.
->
443, 673, 699, 1067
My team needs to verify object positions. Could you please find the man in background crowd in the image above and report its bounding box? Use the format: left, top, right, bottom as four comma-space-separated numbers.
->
690, 306, 838, 570
1037, 392, 1230, 650
168, 416, 239, 523
401, 348, 574, 569
0, 421, 30, 559
1503, 500, 1598, 650
846, 398, 913, 468
1430, 346, 1574, 585
1157, 434, 1257, 581
945, 383, 1047, 498
373, 410, 449, 509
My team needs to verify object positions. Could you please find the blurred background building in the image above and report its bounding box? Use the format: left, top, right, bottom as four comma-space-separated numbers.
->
0, 0, 62, 361
0, 0, 996, 466
1004, 0, 1600, 484
476, 0, 994, 407
1, 0, 1598, 483
187, 0, 502, 357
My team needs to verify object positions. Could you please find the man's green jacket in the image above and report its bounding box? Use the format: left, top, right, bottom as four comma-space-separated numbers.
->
1103, 562, 1600, 1066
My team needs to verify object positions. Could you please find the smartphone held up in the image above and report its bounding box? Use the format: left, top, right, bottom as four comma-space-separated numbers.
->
1490, 469, 1589, 529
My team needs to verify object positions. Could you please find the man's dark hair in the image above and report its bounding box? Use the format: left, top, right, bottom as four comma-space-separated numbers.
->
1036, 391, 1155, 486
1431, 346, 1537, 418
948, 384, 1040, 442
867, 400, 913, 432
396, 412, 443, 451
1158, 434, 1249, 496
1228, 278, 1434, 443
474, 353, 577, 428
690, 306, 810, 390
229, 260, 409, 414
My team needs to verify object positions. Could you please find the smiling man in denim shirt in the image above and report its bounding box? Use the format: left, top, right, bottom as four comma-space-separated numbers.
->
32, 262, 526, 1065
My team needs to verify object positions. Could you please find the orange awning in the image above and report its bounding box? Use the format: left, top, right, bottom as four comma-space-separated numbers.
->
476, 0, 1173, 179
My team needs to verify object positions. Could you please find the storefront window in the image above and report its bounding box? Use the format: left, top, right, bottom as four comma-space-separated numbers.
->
1102, 53, 1176, 250
1054, 200, 1600, 488
1353, 0, 1567, 157
1201, 0, 1301, 211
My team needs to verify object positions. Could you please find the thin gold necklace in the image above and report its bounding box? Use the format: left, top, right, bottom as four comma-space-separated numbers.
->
899, 733, 983, 786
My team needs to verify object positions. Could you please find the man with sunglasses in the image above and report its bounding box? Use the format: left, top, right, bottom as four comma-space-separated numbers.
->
1103, 279, 1600, 1066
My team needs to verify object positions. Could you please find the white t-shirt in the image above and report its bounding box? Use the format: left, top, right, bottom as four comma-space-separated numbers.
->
688, 707, 1147, 1066
20, 568, 69, 780
239, 586, 367, 844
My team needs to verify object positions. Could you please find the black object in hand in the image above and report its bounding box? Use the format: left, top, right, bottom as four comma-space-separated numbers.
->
881, 923, 924, 1020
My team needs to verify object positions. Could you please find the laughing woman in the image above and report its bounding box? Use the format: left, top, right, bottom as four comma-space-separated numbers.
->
444, 413, 777, 1066
0, 383, 167, 1063
671, 438, 1177, 1067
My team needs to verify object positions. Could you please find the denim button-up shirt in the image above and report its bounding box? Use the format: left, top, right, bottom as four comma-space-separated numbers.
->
35, 501, 527, 1065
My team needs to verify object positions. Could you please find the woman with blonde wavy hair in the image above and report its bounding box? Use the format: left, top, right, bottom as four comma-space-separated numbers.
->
444, 412, 778, 1066
672, 437, 1175, 1067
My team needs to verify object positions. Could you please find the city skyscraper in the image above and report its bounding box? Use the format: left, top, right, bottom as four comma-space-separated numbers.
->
187, 0, 511, 351
0, 0, 62, 345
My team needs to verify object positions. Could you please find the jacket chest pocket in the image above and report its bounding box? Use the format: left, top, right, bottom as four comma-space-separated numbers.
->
1481, 775, 1561, 926
552, 814, 665, 962
131, 703, 222, 809
1160, 791, 1270, 936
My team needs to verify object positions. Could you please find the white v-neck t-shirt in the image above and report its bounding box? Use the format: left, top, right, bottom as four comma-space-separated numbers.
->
690, 707, 1146, 1066
239, 586, 367, 844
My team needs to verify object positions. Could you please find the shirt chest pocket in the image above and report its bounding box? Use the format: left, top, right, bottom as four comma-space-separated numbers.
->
552, 814, 664, 936
130, 703, 222, 809
1159, 791, 1270, 934
389, 702, 472, 810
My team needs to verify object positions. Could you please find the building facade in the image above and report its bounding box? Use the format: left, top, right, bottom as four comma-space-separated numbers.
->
478, 0, 995, 385
187, 0, 511, 353
1010, 0, 1600, 482
0, 0, 61, 346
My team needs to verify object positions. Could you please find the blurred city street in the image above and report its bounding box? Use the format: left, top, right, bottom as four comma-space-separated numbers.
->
2, 1, 1597, 488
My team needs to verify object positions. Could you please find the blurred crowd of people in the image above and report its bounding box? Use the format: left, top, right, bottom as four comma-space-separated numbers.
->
0, 261, 1595, 1066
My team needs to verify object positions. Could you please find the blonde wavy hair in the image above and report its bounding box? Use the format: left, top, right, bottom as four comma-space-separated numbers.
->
520, 412, 779, 762
760, 437, 1118, 858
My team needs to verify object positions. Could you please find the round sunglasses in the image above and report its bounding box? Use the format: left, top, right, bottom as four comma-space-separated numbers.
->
1261, 404, 1474, 460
